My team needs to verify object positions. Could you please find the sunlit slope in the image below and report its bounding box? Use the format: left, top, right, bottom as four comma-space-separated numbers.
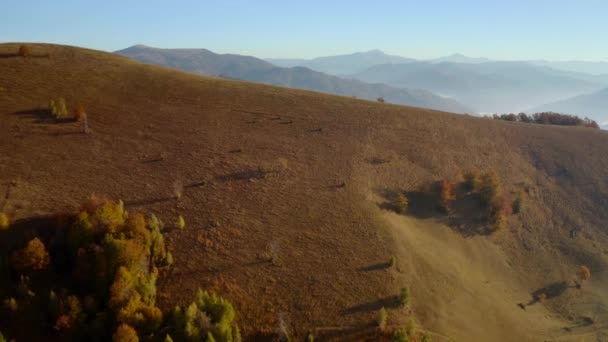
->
1, 43, 607, 341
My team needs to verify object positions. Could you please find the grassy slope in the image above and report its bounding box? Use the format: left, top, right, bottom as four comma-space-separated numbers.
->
1, 43, 607, 341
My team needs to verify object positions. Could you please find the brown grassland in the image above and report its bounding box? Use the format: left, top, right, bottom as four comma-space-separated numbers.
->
0, 43, 607, 341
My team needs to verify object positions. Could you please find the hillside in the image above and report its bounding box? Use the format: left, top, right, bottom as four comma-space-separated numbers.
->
116, 45, 470, 114
1, 43, 608, 341
530, 88, 608, 127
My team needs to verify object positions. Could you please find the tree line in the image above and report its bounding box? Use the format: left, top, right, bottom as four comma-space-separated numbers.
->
490, 112, 599, 129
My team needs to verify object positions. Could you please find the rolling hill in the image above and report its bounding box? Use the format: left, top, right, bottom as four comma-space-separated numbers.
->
117, 45, 470, 114
530, 88, 608, 126
1, 43, 608, 341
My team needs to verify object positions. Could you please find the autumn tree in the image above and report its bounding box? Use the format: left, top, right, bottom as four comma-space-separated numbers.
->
113, 324, 139, 342
578, 265, 591, 283
12, 238, 50, 271
439, 180, 456, 213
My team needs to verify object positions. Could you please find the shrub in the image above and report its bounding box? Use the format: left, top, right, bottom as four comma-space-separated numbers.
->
392, 327, 408, 342
406, 319, 416, 336
3, 297, 17, 311
422, 333, 432, 342
113, 324, 139, 342
164, 335, 174, 342
537, 293, 547, 303
400, 287, 410, 306
18, 45, 31, 57
578, 265, 591, 282
12, 237, 50, 271
439, 180, 456, 213
173, 289, 238, 341
307, 332, 314, 342
377, 97, 385, 103
512, 190, 527, 214
0, 213, 8, 230
177, 215, 186, 230
396, 193, 408, 213
378, 307, 388, 331
389, 256, 397, 268
479, 171, 502, 204
49, 98, 69, 118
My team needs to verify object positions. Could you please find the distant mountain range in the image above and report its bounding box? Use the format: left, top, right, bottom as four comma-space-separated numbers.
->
264, 50, 608, 123
116, 45, 471, 113
351, 61, 605, 113
266, 50, 415, 76
117, 46, 608, 125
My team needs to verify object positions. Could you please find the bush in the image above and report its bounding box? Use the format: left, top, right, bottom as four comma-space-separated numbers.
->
512, 190, 527, 214
177, 215, 186, 230
18, 45, 31, 57
0, 213, 8, 230
49, 98, 69, 118
12, 237, 50, 271
377, 97, 385, 103
173, 289, 238, 341
113, 324, 139, 342
400, 287, 410, 306
392, 327, 408, 342
422, 333, 432, 342
3, 297, 17, 311
578, 265, 591, 282
389, 256, 397, 268
378, 307, 388, 331
396, 193, 408, 213
479, 171, 502, 204
406, 319, 416, 336
439, 180, 456, 213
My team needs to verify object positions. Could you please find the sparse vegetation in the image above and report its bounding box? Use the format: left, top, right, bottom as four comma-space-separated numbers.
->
172, 289, 238, 341
421, 332, 432, 342
400, 287, 410, 306
396, 193, 409, 213
512, 190, 527, 214
18, 44, 31, 57
389, 256, 397, 268
177, 215, 186, 229
406, 319, 416, 337
0, 213, 8, 230
578, 265, 591, 283
378, 307, 388, 331
49, 98, 69, 118
392, 327, 408, 342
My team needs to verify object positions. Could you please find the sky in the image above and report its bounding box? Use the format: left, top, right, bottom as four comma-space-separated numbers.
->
2, 0, 607, 61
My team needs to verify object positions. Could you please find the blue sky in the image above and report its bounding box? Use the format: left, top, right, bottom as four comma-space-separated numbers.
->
2, 0, 607, 60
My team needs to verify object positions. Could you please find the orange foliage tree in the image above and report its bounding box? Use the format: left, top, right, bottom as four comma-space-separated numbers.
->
439, 180, 456, 213
12, 238, 50, 271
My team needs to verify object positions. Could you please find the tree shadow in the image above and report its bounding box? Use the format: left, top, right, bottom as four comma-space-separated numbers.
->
216, 169, 268, 182
0, 53, 49, 59
341, 295, 401, 315
376, 183, 492, 237
12, 108, 74, 124
527, 281, 571, 305
357, 261, 391, 272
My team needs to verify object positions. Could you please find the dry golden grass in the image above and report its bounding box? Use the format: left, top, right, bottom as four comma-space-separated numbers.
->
0, 43, 607, 341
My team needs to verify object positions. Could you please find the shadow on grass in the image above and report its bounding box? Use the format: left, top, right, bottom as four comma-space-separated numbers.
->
342, 295, 401, 315
527, 281, 571, 305
0, 53, 49, 59
376, 183, 492, 237
358, 261, 391, 272
216, 169, 268, 182
12, 108, 74, 124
